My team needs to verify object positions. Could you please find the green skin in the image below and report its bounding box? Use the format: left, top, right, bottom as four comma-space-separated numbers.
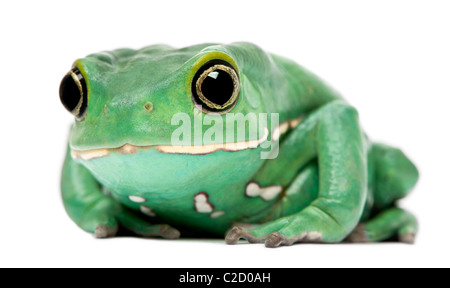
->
61, 42, 419, 247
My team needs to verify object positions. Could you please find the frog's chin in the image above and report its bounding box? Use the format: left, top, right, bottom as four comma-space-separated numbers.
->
71, 128, 269, 161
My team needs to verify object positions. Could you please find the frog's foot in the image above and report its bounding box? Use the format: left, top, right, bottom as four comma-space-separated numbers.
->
95, 223, 119, 238
225, 225, 267, 244
225, 220, 323, 248
346, 207, 417, 244
92, 206, 180, 240
94, 222, 180, 240
345, 224, 369, 243
399, 233, 416, 244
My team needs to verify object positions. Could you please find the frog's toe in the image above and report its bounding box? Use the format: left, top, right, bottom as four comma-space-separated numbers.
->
226, 224, 323, 247
226, 219, 296, 245
264, 232, 288, 248
156, 224, 181, 240
225, 226, 240, 244
94, 224, 119, 238
116, 208, 180, 239
346, 224, 370, 243
132, 224, 181, 239
265, 231, 323, 248
399, 233, 416, 244
225, 226, 266, 244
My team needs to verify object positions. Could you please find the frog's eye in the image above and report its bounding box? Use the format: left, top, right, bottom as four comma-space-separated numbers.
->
192, 60, 240, 113
59, 67, 87, 120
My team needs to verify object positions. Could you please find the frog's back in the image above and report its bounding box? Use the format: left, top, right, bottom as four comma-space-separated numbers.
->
218, 42, 343, 120
269, 53, 343, 114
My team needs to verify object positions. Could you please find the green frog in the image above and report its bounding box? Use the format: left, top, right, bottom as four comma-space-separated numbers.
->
60, 42, 419, 247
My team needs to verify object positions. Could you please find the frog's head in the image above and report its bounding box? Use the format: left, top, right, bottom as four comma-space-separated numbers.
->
60, 43, 285, 160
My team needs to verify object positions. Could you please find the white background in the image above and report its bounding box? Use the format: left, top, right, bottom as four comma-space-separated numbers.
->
1, 0, 449, 268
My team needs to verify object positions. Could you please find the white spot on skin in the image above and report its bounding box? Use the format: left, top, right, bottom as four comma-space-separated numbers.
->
306, 231, 322, 241
140, 206, 156, 217
210, 211, 225, 218
129, 196, 146, 203
245, 182, 283, 201
194, 193, 214, 213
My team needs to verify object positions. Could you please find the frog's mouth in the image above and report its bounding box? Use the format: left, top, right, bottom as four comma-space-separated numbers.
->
71, 128, 269, 161
70, 116, 303, 161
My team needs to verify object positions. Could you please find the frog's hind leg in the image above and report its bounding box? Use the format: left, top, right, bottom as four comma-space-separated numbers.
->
347, 143, 419, 244
347, 207, 418, 244
370, 143, 419, 210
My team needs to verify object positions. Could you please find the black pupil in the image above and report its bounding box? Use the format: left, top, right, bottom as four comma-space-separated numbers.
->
59, 68, 87, 118
201, 69, 234, 106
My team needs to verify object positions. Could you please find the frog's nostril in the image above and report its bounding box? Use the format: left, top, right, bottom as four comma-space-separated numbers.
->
144, 101, 154, 112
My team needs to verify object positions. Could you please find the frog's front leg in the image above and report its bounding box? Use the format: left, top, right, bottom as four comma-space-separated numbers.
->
61, 147, 180, 239
226, 100, 367, 247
